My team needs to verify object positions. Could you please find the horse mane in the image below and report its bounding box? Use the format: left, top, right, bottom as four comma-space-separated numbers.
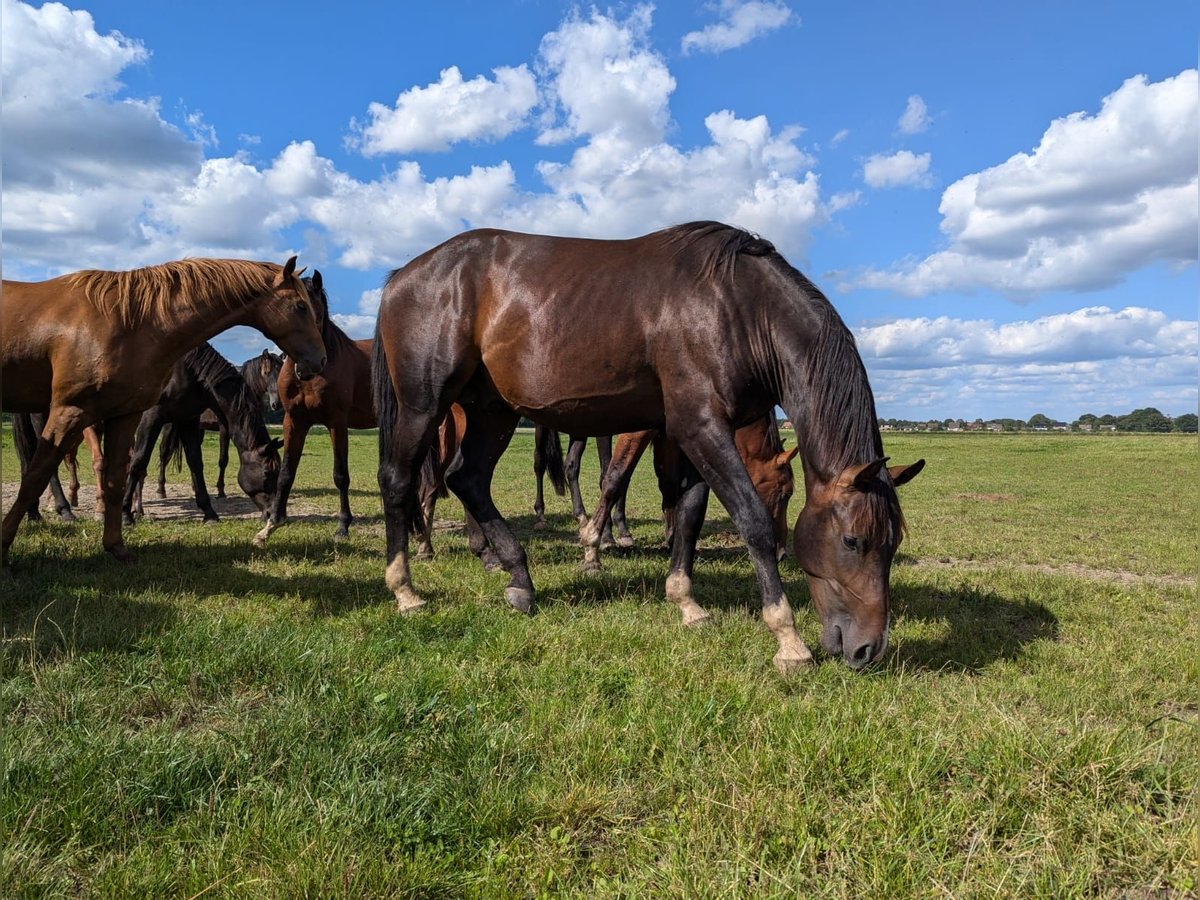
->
656, 220, 776, 284
762, 414, 785, 454
182, 343, 269, 450
64, 258, 290, 329
303, 275, 355, 362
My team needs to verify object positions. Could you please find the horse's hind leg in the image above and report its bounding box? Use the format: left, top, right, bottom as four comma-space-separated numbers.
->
122, 413, 165, 527
330, 425, 353, 540
532, 424, 548, 528
179, 423, 219, 522
97, 412, 142, 562
215, 425, 230, 499
3, 406, 89, 568
579, 430, 652, 572
446, 399, 534, 613
255, 416, 309, 545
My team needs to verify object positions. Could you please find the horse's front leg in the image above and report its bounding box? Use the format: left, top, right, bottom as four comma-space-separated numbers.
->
99, 413, 142, 562
254, 415, 308, 546
564, 435, 589, 525
676, 419, 813, 675
179, 423, 218, 522
216, 424, 230, 499
330, 425, 353, 540
579, 430, 652, 572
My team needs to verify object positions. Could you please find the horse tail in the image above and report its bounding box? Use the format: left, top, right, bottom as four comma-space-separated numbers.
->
419, 440, 449, 501
11, 412, 39, 470
539, 427, 567, 496
158, 423, 185, 473
371, 321, 425, 535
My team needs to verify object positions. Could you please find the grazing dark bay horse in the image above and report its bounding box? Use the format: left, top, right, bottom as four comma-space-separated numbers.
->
123, 342, 282, 524
1, 256, 326, 569
254, 272, 376, 545
154, 349, 283, 501
372, 222, 923, 673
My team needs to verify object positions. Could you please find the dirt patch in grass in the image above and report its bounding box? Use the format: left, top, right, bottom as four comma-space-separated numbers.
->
905, 555, 1195, 589
953, 492, 1016, 502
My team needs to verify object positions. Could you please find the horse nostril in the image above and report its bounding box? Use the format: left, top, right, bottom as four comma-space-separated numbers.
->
848, 641, 876, 668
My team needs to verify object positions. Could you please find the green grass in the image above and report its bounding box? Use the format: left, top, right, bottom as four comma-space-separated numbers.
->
2, 429, 1197, 897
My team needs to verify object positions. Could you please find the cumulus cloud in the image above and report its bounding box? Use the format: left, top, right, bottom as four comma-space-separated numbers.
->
855, 70, 1199, 297
350, 65, 537, 155
857, 307, 1198, 420
897, 95, 930, 134
862, 150, 933, 188
681, 0, 794, 55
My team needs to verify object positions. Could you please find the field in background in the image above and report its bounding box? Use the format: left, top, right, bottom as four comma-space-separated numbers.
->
2, 429, 1196, 896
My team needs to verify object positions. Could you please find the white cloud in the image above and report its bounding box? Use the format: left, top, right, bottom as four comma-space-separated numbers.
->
536, 5, 674, 149
855, 70, 1199, 297
681, 0, 793, 55
351, 65, 537, 155
897, 95, 930, 134
859, 307, 1198, 419
829, 128, 850, 147
331, 314, 377, 339
862, 150, 933, 188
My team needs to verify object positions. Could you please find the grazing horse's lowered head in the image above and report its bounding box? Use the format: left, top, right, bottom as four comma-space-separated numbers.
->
793, 458, 925, 669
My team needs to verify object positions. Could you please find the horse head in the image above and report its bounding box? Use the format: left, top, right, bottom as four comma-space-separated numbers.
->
792, 458, 924, 669
238, 437, 284, 512
251, 256, 325, 380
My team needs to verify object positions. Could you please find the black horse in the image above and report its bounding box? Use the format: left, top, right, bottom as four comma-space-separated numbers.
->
122, 343, 282, 524
152, 349, 284, 501
372, 221, 923, 674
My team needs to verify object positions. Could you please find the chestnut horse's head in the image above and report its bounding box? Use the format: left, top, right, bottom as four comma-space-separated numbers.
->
793, 457, 924, 669
249, 256, 325, 380
745, 444, 799, 560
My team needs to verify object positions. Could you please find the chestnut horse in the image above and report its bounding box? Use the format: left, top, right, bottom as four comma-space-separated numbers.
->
532, 430, 632, 548
254, 272, 377, 544
372, 222, 923, 673
2, 256, 326, 569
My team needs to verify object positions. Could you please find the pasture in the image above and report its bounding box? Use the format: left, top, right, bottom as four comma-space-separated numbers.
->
2, 428, 1196, 896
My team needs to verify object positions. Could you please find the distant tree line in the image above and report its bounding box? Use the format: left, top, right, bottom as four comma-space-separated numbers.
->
875, 407, 1197, 433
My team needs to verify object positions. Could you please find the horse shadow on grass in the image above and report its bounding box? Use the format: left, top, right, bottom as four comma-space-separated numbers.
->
477, 539, 1059, 673
1, 527, 388, 664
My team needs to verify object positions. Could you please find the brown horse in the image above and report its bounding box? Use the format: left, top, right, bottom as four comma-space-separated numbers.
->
414, 403, 468, 559
2, 256, 326, 568
372, 222, 923, 673
254, 272, 377, 544
532, 430, 633, 548
601, 415, 798, 562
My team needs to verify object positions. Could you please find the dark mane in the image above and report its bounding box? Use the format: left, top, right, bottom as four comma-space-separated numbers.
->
762, 413, 785, 454
303, 275, 356, 362
183, 343, 270, 450
655, 220, 776, 284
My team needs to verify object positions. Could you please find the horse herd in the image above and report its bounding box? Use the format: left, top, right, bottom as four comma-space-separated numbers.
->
2, 221, 924, 673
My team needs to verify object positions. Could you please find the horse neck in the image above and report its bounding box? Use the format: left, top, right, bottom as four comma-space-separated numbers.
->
765, 281, 883, 488
151, 279, 270, 367
192, 357, 269, 453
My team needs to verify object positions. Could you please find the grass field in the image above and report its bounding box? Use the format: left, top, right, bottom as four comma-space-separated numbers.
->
2, 428, 1197, 896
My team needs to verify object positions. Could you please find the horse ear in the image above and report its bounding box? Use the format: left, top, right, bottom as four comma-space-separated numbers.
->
889, 459, 925, 487
837, 457, 888, 491
275, 256, 299, 287
312, 269, 323, 291
776, 446, 799, 467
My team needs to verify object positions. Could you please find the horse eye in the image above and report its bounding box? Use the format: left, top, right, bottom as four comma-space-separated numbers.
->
295, 301, 308, 314
842, 536, 859, 552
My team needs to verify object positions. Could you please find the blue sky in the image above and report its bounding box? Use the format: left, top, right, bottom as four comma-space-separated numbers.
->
3, 0, 1196, 421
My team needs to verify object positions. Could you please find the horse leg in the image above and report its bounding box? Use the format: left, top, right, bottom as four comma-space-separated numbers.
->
596, 435, 633, 548
675, 420, 813, 674
178, 423, 218, 522
464, 509, 502, 571
653, 433, 682, 550
3, 406, 90, 568
593, 435, 620, 549
416, 480, 437, 559
331, 425, 353, 540
156, 426, 169, 498
46, 466, 75, 522
662, 456, 712, 627
98, 413, 142, 562
579, 430, 652, 573
84, 426, 106, 520
532, 423, 548, 528
122, 412, 164, 527
445, 400, 534, 613
63, 444, 80, 510
254, 415, 308, 545
216, 424, 230, 499
564, 435, 588, 525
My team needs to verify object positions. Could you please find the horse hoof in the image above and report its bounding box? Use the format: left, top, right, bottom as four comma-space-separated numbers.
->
203, 516, 220, 525
216, 491, 226, 500
682, 608, 712, 628
333, 530, 349, 542
533, 518, 547, 530
58, 509, 77, 523
414, 549, 434, 561
616, 534, 635, 549
773, 649, 814, 676
108, 545, 137, 564
122, 515, 135, 527
505, 587, 534, 615
581, 559, 601, 574
156, 489, 167, 499
395, 586, 426, 614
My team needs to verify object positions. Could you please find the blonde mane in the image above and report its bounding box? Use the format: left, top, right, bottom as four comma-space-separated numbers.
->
64, 258, 297, 328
